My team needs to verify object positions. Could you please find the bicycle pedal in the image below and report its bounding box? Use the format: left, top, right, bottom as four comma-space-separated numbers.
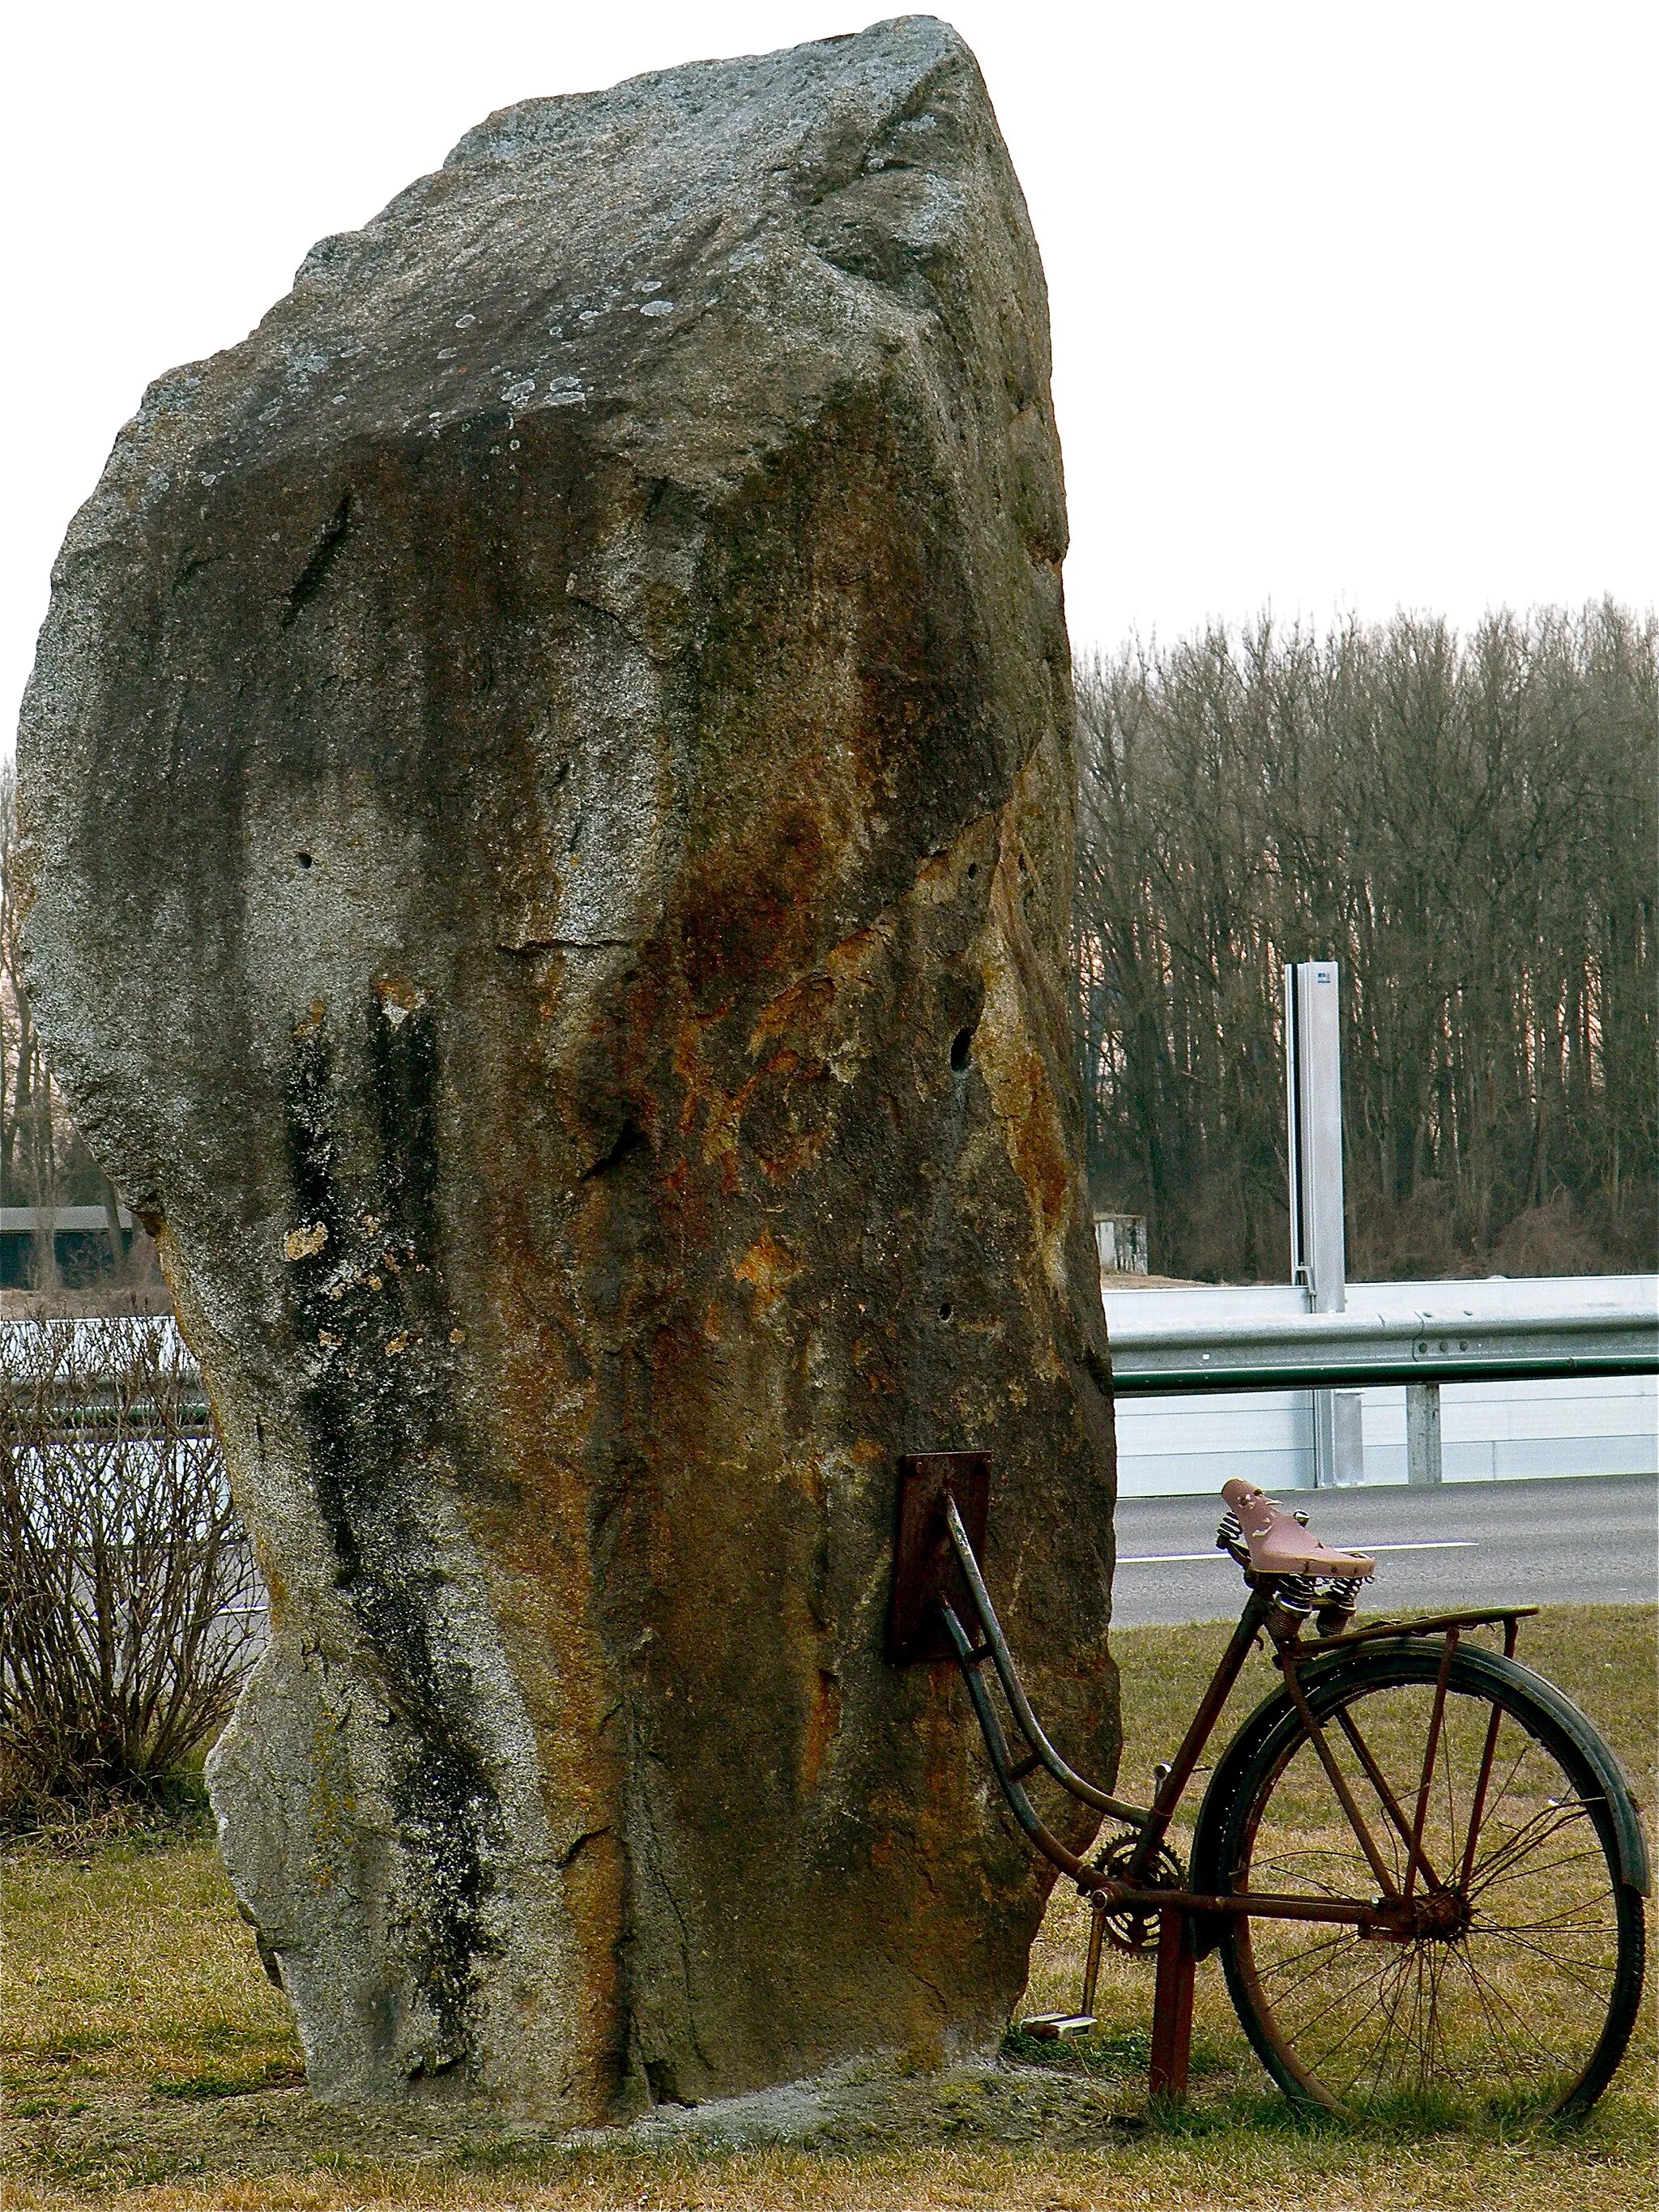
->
1021, 2013, 1097, 2039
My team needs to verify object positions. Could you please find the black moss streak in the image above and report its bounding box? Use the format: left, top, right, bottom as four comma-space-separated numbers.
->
280, 999, 500, 2071
372, 1004, 442, 1259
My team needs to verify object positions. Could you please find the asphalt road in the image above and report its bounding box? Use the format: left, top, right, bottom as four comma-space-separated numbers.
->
1110, 1472, 1658, 1626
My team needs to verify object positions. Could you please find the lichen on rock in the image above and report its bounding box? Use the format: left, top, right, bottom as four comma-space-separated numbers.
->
18, 16, 1119, 2121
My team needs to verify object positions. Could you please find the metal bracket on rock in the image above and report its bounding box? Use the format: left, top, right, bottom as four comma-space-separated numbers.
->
886, 1451, 991, 1664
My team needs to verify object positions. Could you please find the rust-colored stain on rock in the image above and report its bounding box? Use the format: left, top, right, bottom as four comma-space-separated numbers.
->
732, 1230, 803, 1315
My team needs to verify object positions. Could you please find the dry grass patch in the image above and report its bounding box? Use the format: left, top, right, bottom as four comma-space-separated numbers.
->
3, 1606, 1654, 2210
3, 1822, 300, 2103
6, 2137, 1659, 2212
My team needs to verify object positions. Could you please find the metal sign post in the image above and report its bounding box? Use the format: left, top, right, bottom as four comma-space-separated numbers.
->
1285, 961, 1361, 1484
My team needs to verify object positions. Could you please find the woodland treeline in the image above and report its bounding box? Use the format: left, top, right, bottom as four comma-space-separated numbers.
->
1074, 601, 1657, 1283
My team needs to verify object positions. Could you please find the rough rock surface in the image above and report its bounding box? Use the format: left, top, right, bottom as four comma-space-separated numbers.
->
19, 16, 1118, 2122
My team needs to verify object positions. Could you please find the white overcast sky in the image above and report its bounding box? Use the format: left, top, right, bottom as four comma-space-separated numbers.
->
5, 0, 1655, 752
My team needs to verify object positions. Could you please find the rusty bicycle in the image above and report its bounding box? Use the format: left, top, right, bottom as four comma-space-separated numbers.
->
889, 1455, 1649, 2119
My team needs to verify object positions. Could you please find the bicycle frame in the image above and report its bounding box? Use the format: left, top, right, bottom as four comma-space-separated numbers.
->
890, 1453, 1539, 2096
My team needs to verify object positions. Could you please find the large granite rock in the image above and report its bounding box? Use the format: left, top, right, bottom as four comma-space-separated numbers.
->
18, 16, 1118, 2120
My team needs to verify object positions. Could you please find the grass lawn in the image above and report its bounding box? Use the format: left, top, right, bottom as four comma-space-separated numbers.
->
3, 1605, 1654, 2210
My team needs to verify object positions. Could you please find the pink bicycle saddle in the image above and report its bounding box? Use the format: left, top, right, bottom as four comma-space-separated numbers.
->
1222, 1478, 1376, 1579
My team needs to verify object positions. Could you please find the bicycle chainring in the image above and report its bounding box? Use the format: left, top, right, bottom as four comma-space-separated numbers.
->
1091, 1832, 1188, 1954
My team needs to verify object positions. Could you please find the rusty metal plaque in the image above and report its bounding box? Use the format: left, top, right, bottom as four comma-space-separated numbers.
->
887, 1451, 991, 1664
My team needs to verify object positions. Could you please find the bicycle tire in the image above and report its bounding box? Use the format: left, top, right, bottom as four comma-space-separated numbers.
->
1212, 1642, 1646, 2120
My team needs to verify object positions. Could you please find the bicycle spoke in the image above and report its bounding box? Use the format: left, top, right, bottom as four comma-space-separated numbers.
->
1350, 1948, 1418, 2095
1450, 1942, 1565, 2081
1303, 1951, 1413, 2087
1468, 1727, 1540, 1848
1477, 1888, 1617, 1932
1473, 1929, 1618, 2001
1470, 1840, 1606, 1898
1467, 1807, 1584, 1889
1416, 1945, 1456, 2098
1264, 1944, 1395, 2045
1478, 1901, 1617, 1937
1246, 1854, 1367, 1902
1254, 1928, 1360, 1986
1388, 1956, 1421, 2098
1257, 1926, 1397, 2018
1290, 1950, 1401, 2045
1462, 1950, 1553, 2075
1447, 1946, 1553, 2086
1469, 1805, 1600, 1895
1419, 1944, 1453, 2095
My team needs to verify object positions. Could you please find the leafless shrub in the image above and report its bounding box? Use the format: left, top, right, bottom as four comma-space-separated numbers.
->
1489, 1188, 1612, 1279
0, 1317, 262, 1821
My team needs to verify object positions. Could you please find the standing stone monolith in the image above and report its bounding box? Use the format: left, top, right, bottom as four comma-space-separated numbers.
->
19, 17, 1118, 2120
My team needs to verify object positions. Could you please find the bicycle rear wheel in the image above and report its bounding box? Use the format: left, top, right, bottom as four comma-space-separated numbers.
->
1215, 1644, 1646, 2120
